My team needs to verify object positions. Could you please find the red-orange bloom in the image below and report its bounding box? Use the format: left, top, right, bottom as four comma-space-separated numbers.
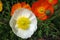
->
46, 0, 58, 5
32, 1, 54, 20
11, 2, 31, 16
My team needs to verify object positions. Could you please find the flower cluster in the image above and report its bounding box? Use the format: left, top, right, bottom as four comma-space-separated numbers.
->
32, 0, 58, 20
9, 0, 58, 39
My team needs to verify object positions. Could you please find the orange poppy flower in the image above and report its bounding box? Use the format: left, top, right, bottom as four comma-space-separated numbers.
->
32, 1, 54, 20
11, 2, 31, 16
46, 0, 58, 5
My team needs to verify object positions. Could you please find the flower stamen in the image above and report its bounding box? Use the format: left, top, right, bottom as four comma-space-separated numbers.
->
16, 17, 31, 30
49, 0, 53, 3
38, 7, 45, 13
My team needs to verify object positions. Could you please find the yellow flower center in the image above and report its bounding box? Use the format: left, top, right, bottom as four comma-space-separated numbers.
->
0, 1, 3, 12
16, 17, 31, 30
38, 7, 45, 13
49, 0, 53, 3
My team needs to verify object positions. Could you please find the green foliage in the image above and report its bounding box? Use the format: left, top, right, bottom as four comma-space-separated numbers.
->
0, 0, 60, 40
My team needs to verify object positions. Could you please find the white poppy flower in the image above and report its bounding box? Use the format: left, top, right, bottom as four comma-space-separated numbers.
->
9, 8, 37, 39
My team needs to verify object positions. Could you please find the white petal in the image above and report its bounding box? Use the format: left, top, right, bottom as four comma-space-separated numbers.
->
9, 8, 37, 39
13, 8, 32, 20
15, 25, 37, 39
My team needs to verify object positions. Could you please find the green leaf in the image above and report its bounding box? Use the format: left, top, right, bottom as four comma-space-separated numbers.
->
38, 30, 42, 38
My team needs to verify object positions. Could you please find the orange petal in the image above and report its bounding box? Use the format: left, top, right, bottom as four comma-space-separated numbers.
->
23, 4, 31, 10
21, 2, 26, 6
38, 13, 48, 20
11, 3, 21, 16
21, 2, 31, 10
46, 0, 58, 5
